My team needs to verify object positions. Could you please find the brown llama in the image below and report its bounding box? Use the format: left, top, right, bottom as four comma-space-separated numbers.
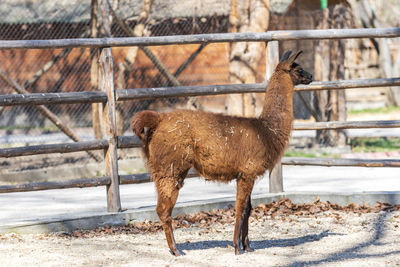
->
131, 50, 312, 256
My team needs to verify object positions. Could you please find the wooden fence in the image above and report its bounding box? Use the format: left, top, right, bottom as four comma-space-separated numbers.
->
1, 28, 400, 212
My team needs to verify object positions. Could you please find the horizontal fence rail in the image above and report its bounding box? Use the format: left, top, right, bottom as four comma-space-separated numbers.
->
117, 136, 141, 149
295, 77, 400, 91
0, 177, 111, 193
2, 78, 399, 106
282, 157, 400, 168
0, 170, 199, 193
117, 78, 400, 101
0, 91, 107, 106
1, 119, 399, 158
0, 140, 108, 158
294, 120, 400, 130
120, 169, 199, 185
0, 136, 141, 158
1, 28, 400, 49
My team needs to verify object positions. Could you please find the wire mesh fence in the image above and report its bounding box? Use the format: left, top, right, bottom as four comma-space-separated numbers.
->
0, 0, 231, 150
0, 0, 236, 177
1, 0, 399, 177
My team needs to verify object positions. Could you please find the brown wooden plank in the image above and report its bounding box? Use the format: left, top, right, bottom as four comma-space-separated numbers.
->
0, 170, 200, 194
296, 77, 400, 91
269, 162, 283, 193
282, 157, 400, 167
1, 28, 399, 49
117, 135, 141, 148
294, 120, 400, 130
0, 91, 106, 106
119, 173, 151, 184
99, 47, 122, 212
116, 83, 266, 100
116, 77, 400, 101
120, 169, 198, 185
0, 140, 108, 158
0, 177, 110, 193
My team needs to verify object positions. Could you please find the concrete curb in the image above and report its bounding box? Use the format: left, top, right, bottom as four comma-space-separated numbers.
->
2, 191, 399, 234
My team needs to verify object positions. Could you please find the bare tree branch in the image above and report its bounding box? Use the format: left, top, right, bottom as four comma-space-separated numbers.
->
109, 6, 181, 87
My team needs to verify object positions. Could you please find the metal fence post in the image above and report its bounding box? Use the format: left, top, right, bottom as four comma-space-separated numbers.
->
99, 47, 122, 212
265, 40, 283, 193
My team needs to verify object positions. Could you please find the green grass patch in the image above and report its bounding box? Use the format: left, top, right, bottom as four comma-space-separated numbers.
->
348, 106, 400, 115
284, 150, 338, 158
350, 137, 400, 153
284, 150, 317, 158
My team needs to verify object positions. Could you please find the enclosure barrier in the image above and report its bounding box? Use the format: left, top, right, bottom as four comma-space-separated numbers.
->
1, 28, 399, 49
1, 77, 399, 106
1, 28, 400, 212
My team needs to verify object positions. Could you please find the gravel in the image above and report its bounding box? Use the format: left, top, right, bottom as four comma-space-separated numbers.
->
1, 209, 400, 267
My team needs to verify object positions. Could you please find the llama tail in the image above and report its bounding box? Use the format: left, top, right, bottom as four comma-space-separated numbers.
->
130, 110, 160, 159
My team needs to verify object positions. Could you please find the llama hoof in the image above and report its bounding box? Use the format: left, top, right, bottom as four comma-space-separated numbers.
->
170, 249, 185, 256
234, 248, 244, 255
244, 246, 254, 253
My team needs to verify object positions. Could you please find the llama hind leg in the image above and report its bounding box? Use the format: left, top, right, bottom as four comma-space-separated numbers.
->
155, 176, 183, 256
233, 178, 255, 255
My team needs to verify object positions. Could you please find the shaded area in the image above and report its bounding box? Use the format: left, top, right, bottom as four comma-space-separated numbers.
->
177, 230, 340, 252
283, 210, 400, 267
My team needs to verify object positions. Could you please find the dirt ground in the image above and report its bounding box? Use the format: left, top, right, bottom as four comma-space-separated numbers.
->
1, 202, 400, 267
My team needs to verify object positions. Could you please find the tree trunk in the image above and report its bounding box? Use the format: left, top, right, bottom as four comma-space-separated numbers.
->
358, 0, 400, 106
314, 4, 350, 147
314, 8, 331, 145
329, 5, 349, 147
227, 0, 270, 117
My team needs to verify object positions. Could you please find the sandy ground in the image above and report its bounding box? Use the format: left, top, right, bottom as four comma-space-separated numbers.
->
1, 210, 400, 267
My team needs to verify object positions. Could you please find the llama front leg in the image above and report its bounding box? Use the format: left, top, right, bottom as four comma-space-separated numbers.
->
155, 177, 183, 256
241, 196, 254, 252
233, 178, 255, 255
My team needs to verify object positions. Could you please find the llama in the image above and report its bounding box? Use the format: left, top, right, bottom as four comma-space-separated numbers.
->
131, 50, 312, 255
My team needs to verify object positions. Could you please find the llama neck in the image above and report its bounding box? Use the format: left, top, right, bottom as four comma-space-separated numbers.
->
260, 72, 294, 137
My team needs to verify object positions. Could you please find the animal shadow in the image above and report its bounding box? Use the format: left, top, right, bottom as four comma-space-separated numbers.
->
177, 230, 338, 252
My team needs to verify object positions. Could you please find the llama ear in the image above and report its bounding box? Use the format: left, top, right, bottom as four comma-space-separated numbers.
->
280, 50, 292, 61
288, 50, 303, 64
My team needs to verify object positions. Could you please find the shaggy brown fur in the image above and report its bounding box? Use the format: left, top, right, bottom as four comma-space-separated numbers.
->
131, 50, 312, 256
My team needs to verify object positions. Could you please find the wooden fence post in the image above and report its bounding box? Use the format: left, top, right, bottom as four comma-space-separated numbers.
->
265, 41, 283, 193
99, 47, 121, 212
269, 161, 283, 193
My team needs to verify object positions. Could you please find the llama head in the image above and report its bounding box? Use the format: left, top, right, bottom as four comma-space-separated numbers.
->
277, 50, 313, 85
